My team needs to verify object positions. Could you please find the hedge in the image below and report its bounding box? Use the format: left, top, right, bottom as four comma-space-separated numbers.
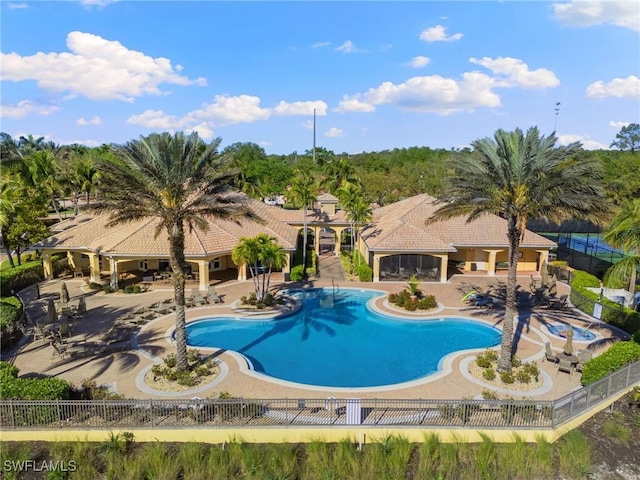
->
580, 341, 640, 386
0, 260, 44, 296
0, 361, 71, 400
570, 270, 640, 335
0, 296, 24, 350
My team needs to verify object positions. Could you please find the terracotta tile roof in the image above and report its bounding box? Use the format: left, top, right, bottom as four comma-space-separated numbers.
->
317, 192, 338, 203
37, 198, 298, 257
362, 194, 555, 252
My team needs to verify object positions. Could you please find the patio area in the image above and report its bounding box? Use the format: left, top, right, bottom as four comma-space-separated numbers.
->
4, 273, 629, 402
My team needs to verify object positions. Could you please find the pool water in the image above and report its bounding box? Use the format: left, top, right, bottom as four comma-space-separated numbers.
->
547, 324, 596, 341
186, 288, 502, 388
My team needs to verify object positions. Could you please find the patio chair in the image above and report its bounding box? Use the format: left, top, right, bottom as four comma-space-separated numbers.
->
207, 287, 224, 304
575, 349, 593, 372
33, 324, 49, 343
50, 334, 86, 360
544, 342, 557, 363
58, 317, 73, 338
426, 268, 438, 279
557, 358, 573, 375
550, 294, 569, 311
192, 289, 208, 306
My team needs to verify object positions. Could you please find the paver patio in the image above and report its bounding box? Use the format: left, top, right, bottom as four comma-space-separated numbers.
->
4, 272, 628, 402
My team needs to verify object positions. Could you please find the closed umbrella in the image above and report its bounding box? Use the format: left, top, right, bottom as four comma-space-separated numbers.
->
563, 325, 574, 356
540, 261, 549, 287
46, 298, 58, 325
77, 297, 87, 315
60, 282, 70, 305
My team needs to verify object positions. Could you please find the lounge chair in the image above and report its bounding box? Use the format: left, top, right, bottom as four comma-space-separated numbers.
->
192, 289, 208, 306
50, 334, 86, 360
557, 358, 573, 375
58, 317, 73, 338
544, 342, 557, 363
207, 287, 224, 304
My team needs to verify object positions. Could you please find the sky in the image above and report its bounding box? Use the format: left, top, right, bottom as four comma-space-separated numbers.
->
1, 1, 639, 155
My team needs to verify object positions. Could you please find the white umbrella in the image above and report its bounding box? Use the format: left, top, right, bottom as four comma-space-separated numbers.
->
77, 297, 87, 315
540, 261, 549, 287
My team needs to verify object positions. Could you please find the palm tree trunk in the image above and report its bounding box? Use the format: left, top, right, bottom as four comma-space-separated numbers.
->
169, 220, 189, 371
498, 225, 521, 372
261, 264, 267, 302
302, 206, 308, 273
1, 232, 15, 268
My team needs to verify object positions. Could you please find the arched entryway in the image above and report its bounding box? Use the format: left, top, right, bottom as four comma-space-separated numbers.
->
379, 254, 442, 281
318, 227, 337, 255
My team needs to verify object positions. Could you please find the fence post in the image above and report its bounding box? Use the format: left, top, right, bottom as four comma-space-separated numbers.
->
551, 399, 557, 428
9, 400, 15, 429
149, 399, 154, 427
103, 399, 107, 427
57, 399, 62, 428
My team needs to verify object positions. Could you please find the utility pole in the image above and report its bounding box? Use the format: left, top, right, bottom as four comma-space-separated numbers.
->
312, 108, 316, 165
554, 102, 561, 133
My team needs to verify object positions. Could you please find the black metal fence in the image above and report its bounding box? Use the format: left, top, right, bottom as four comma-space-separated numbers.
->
2, 360, 639, 431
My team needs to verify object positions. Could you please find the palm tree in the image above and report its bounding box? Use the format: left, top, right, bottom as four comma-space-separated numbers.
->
289, 169, 317, 272
25, 150, 63, 220
93, 131, 257, 371
258, 236, 287, 298
232, 236, 263, 300
336, 183, 371, 258
603, 199, 640, 293
430, 127, 608, 372
73, 152, 101, 206
322, 157, 360, 194
0, 171, 18, 267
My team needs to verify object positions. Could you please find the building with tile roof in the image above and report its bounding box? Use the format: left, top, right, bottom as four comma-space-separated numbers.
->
37, 194, 554, 288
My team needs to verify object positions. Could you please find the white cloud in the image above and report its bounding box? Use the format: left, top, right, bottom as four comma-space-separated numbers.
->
469, 56, 560, 89
335, 95, 376, 113
77, 115, 101, 126
78, 0, 119, 7
312, 41, 331, 49
325, 127, 344, 138
557, 133, 609, 150
127, 95, 327, 133
335, 40, 365, 53
408, 56, 431, 68
272, 100, 328, 116
0, 100, 58, 119
259, 141, 272, 147
380, 44, 393, 52
0, 31, 207, 102
188, 123, 215, 140
586, 76, 640, 98
419, 25, 463, 42
7, 3, 29, 9
302, 120, 314, 130
552, 0, 640, 32
609, 120, 630, 128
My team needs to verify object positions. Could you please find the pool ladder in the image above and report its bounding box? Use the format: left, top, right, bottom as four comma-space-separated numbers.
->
332, 279, 339, 300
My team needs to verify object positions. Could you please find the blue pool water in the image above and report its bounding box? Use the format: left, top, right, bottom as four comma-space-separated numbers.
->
186, 288, 502, 388
548, 324, 596, 341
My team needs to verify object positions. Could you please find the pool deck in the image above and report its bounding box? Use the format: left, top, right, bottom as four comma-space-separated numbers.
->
5, 273, 629, 402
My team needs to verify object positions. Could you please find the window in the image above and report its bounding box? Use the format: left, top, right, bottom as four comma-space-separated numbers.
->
139, 260, 148, 271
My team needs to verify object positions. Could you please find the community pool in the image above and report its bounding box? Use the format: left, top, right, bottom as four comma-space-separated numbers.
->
185, 288, 502, 388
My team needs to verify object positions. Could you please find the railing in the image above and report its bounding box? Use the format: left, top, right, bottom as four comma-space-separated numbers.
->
2, 361, 638, 431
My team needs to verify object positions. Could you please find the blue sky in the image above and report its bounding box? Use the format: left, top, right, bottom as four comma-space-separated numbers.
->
1, 1, 638, 154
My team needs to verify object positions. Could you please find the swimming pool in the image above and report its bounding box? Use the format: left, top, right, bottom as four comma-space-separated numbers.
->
185, 288, 502, 388
547, 324, 596, 341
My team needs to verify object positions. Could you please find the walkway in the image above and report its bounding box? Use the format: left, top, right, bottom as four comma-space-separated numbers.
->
317, 253, 345, 282
5, 274, 628, 402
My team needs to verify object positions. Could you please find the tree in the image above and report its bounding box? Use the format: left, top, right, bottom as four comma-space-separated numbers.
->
4, 199, 49, 266
603, 199, 640, 293
321, 158, 360, 194
336, 183, 371, 256
430, 127, 608, 372
611, 123, 640, 153
93, 132, 256, 371
232, 236, 262, 300
289, 170, 317, 272
232, 234, 286, 302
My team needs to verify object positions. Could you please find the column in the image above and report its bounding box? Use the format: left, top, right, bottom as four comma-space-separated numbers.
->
236, 259, 246, 282
109, 257, 118, 290
537, 250, 549, 273
88, 253, 101, 283
333, 228, 342, 256
282, 253, 291, 281
486, 250, 499, 276
434, 254, 449, 283
314, 226, 321, 254
198, 260, 209, 291
42, 251, 53, 280
373, 254, 380, 282
66, 251, 76, 270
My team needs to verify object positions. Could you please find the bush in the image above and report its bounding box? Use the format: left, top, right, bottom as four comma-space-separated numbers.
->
515, 369, 531, 384
355, 262, 373, 282
476, 349, 498, 368
0, 361, 71, 400
500, 370, 515, 384
417, 295, 437, 310
290, 265, 305, 281
483, 369, 496, 381
0, 260, 44, 296
581, 341, 640, 385
89, 282, 102, 290
0, 296, 24, 350
403, 297, 417, 311
132, 285, 142, 294
124, 285, 134, 294
632, 330, 640, 344
570, 270, 640, 335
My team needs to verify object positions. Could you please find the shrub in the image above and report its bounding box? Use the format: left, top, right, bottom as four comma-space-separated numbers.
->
417, 295, 437, 310
515, 370, 531, 384
476, 349, 498, 368
290, 265, 305, 281
102, 285, 114, 294
0, 361, 71, 400
132, 285, 142, 294
388, 293, 397, 303
164, 354, 177, 368
483, 369, 496, 381
632, 330, 640, 344
124, 285, 134, 294
581, 341, 640, 385
0, 296, 24, 350
511, 355, 522, 368
89, 282, 102, 290
500, 370, 515, 384
356, 263, 373, 282
403, 297, 417, 311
